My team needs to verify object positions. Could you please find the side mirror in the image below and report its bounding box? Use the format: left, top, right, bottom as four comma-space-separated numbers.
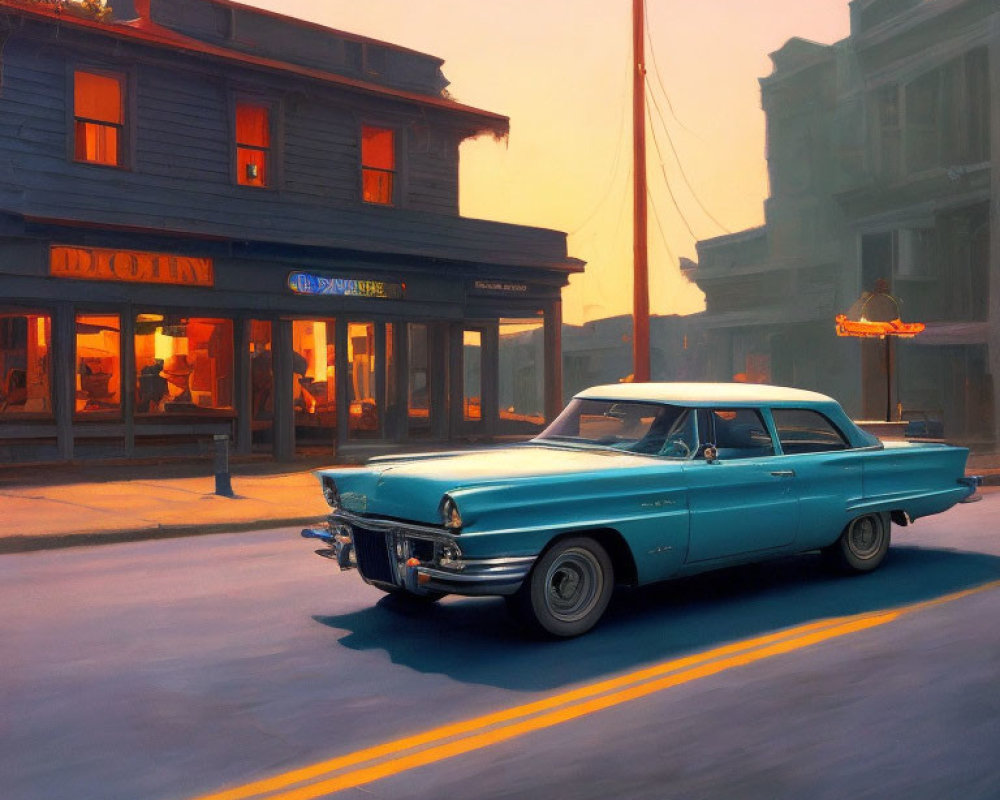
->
703, 445, 719, 463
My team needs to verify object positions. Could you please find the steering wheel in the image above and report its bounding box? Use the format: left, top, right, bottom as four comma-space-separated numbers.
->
663, 439, 692, 458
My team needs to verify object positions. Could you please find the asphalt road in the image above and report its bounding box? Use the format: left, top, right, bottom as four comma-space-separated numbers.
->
2, 491, 999, 800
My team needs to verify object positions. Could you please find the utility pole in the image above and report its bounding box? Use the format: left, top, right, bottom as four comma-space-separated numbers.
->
632, 0, 650, 382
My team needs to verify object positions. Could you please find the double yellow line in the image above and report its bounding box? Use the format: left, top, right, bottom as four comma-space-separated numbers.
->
190, 580, 1000, 800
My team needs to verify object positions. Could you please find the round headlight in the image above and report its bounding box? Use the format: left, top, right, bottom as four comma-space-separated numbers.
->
440, 495, 463, 530
322, 477, 340, 510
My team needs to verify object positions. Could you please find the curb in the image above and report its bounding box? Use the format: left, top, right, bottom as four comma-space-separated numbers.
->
0, 516, 326, 555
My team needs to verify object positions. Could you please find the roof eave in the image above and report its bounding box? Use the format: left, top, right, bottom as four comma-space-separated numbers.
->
0, 0, 509, 137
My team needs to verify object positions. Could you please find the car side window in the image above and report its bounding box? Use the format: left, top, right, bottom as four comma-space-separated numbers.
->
772, 408, 849, 454
706, 408, 774, 459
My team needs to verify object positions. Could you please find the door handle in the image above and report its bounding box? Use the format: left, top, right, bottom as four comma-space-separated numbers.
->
770, 470, 795, 478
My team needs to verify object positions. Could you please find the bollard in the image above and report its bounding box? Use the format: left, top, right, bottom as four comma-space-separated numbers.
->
213, 433, 234, 497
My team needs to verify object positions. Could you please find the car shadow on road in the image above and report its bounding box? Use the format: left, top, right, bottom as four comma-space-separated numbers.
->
312, 545, 1000, 692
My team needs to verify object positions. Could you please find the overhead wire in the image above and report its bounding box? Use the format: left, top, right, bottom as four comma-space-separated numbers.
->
646, 85, 731, 235
646, 102, 700, 242
642, 0, 696, 137
642, 0, 731, 236
568, 39, 635, 315
646, 187, 678, 268
568, 37, 633, 238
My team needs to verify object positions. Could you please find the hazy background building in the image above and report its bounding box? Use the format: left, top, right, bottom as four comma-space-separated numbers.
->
682, 0, 998, 448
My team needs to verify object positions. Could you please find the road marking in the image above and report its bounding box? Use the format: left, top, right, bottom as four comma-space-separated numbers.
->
190, 579, 1000, 800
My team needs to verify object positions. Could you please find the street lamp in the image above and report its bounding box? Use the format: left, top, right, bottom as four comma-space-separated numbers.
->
836, 279, 924, 423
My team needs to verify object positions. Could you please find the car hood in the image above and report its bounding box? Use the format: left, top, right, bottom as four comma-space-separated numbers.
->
317, 444, 678, 526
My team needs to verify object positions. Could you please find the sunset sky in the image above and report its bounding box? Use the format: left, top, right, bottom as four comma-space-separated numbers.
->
242, 0, 852, 324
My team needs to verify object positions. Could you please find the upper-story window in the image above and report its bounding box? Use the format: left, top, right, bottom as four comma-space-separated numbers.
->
361, 125, 395, 205
236, 102, 271, 187
878, 48, 990, 180
74, 70, 125, 167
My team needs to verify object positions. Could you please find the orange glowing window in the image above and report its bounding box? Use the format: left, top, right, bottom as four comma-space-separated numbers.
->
361, 125, 395, 205
73, 70, 124, 166
236, 103, 271, 187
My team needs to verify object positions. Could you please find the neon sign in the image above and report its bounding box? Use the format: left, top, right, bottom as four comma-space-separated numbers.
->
287, 272, 405, 300
835, 315, 925, 339
50, 246, 213, 287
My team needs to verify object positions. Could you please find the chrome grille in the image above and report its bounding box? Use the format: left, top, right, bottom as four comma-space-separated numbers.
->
351, 526, 395, 584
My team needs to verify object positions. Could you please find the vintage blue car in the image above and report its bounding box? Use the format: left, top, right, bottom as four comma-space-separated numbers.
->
302, 383, 981, 637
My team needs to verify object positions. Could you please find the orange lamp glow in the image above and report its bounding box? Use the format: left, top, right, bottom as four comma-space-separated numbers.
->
835, 315, 926, 339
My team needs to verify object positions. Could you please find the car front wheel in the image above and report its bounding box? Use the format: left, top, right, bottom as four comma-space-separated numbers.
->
824, 512, 890, 573
508, 536, 614, 638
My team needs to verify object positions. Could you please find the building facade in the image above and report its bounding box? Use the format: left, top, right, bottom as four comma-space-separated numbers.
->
0, 0, 581, 462
687, 0, 999, 447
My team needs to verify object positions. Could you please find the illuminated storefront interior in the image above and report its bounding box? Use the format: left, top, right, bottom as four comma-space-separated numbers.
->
75, 314, 120, 416
134, 315, 234, 415
0, 313, 51, 418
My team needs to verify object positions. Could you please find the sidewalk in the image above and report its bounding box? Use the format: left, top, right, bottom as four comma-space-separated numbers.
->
0, 458, 337, 554
1, 452, 997, 555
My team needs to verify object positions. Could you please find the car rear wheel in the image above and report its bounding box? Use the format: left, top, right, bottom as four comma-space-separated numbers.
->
507, 537, 614, 638
824, 512, 890, 573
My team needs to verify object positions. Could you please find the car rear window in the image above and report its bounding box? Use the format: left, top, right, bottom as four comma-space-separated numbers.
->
772, 408, 849, 454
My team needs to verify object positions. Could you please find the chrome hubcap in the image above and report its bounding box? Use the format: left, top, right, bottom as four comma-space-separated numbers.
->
847, 515, 884, 559
544, 548, 603, 622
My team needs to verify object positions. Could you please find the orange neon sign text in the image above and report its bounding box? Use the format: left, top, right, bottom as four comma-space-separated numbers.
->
835, 315, 925, 339
50, 246, 214, 287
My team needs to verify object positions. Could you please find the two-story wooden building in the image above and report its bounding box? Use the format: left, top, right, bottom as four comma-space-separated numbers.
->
0, 0, 581, 463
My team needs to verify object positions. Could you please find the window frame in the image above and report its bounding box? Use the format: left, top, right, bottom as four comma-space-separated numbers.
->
73, 311, 124, 421
132, 312, 237, 418
70, 66, 130, 170
770, 407, 851, 455
231, 94, 281, 190
0, 307, 55, 422
360, 122, 399, 206
702, 407, 777, 459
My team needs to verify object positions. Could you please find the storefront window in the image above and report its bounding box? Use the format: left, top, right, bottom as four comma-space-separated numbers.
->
292, 319, 336, 444
499, 318, 544, 429
463, 328, 483, 422
384, 322, 395, 437
0, 312, 52, 418
408, 323, 431, 431
134, 315, 233, 414
75, 313, 121, 417
348, 322, 378, 438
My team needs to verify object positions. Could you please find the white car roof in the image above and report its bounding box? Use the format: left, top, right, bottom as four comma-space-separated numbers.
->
575, 382, 836, 407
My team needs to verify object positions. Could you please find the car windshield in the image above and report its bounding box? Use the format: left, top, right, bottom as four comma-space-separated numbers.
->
534, 398, 700, 458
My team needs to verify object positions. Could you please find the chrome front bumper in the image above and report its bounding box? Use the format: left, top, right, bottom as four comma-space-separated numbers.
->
301, 515, 535, 597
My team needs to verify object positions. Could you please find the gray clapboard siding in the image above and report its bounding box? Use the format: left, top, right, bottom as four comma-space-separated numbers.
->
0, 21, 568, 270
